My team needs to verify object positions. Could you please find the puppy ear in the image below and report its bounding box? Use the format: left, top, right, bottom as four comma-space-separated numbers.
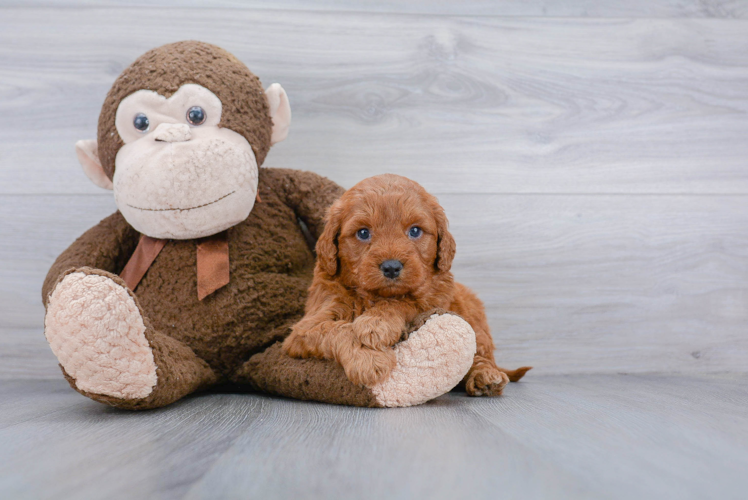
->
434, 206, 456, 273
316, 202, 343, 276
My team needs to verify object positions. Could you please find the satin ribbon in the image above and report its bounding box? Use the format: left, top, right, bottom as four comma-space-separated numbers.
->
120, 231, 230, 300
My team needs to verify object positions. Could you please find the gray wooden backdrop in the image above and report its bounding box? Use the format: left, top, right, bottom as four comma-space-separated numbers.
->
1, 1, 747, 380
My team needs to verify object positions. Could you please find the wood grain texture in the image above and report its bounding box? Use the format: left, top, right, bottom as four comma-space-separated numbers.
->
3, 1, 748, 18
1, 375, 746, 499
0, 6, 746, 378
0, 328, 60, 380
3, 193, 747, 376
1, 9, 748, 195
447, 193, 748, 373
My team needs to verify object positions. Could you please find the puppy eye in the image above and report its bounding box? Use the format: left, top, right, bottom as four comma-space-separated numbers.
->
133, 113, 150, 133
186, 106, 206, 126
356, 228, 371, 241
408, 226, 423, 239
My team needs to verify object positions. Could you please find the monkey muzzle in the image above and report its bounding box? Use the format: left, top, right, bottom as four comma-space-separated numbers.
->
114, 125, 259, 240
153, 123, 192, 143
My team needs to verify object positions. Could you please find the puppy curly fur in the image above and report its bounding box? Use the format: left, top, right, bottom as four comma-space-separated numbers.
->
283, 174, 531, 395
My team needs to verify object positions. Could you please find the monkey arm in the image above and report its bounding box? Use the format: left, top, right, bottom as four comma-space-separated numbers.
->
260, 168, 345, 240
42, 211, 139, 306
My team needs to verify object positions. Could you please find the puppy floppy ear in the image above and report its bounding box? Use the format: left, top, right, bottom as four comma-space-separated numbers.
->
434, 205, 456, 273
316, 202, 344, 276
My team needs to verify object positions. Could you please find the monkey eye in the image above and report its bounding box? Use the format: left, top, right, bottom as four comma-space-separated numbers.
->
133, 113, 150, 133
356, 228, 371, 241
408, 226, 423, 239
186, 106, 206, 126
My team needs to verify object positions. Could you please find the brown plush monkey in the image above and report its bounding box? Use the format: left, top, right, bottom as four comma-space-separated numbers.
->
42, 41, 477, 409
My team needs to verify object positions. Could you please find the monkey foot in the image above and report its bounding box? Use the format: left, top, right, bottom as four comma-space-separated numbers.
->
44, 270, 157, 400
370, 312, 476, 407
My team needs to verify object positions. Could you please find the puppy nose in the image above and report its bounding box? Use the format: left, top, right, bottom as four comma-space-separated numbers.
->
153, 123, 192, 142
380, 260, 403, 279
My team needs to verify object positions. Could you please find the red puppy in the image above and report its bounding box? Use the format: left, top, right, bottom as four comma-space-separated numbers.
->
283, 174, 531, 395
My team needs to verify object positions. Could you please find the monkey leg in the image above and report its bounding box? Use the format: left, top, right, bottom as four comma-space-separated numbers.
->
233, 310, 476, 408
44, 268, 218, 410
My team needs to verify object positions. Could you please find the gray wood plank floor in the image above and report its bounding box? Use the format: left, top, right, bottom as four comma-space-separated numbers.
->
1, 5, 747, 376
6, 0, 748, 18
3, 10, 748, 196
1, 374, 747, 500
4, 193, 748, 376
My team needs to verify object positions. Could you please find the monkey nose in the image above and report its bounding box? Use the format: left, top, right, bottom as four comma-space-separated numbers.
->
153, 123, 192, 143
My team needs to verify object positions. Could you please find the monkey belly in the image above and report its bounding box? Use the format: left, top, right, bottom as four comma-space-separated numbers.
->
131, 213, 315, 377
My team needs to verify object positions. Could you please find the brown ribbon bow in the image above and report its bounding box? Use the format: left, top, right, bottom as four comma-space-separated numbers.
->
120, 231, 230, 300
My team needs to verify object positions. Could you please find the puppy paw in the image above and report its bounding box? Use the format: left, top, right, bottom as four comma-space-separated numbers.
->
465, 365, 510, 397
282, 333, 312, 359
351, 316, 402, 351
341, 347, 397, 387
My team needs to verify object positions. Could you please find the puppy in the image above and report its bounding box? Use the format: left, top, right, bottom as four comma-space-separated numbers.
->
283, 174, 531, 396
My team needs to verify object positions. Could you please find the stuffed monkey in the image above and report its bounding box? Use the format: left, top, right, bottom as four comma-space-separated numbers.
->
42, 41, 476, 409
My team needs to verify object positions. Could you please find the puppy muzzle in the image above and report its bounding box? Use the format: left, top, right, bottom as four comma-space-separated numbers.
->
380, 260, 403, 279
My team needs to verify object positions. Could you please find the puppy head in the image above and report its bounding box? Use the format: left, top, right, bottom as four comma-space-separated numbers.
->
316, 174, 455, 297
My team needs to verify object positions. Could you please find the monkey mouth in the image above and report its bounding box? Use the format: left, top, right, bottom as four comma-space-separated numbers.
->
126, 191, 236, 212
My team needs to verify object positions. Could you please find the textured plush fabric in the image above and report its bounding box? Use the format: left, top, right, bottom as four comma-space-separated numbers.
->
43, 169, 478, 408
46, 270, 157, 399
44, 168, 343, 379
52, 268, 219, 410
114, 123, 258, 240
115, 85, 223, 145
43, 41, 478, 409
265, 83, 291, 144
371, 312, 476, 407
97, 41, 273, 180
75, 140, 113, 190
61, 326, 220, 411
241, 310, 476, 408
237, 342, 381, 407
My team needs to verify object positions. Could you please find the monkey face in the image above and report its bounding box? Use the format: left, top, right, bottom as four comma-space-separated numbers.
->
75, 42, 292, 239
111, 84, 259, 239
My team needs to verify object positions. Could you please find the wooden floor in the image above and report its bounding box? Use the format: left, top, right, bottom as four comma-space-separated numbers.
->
3, 1, 748, 376
1, 374, 747, 500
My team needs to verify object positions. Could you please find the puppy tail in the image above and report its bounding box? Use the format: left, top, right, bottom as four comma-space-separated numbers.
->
498, 366, 532, 382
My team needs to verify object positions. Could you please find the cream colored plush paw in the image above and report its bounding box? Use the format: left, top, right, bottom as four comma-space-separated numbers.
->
44, 272, 157, 399
370, 313, 476, 407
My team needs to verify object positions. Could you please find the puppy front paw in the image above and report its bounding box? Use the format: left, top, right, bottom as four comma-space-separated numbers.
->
465, 365, 509, 397
282, 335, 303, 358
282, 332, 321, 359
351, 316, 404, 351
341, 347, 397, 387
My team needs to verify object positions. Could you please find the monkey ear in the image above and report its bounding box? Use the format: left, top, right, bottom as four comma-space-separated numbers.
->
265, 83, 291, 145
315, 203, 343, 276
434, 209, 456, 273
75, 140, 113, 190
